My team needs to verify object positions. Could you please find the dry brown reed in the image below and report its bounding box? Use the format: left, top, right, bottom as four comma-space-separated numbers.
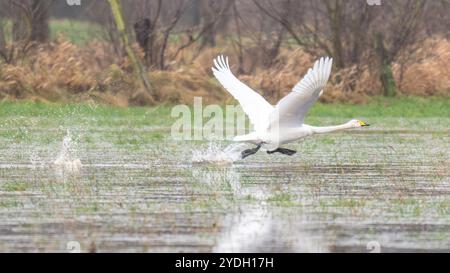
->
0, 36, 448, 106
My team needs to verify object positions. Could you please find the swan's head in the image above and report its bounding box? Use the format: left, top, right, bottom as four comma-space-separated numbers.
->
348, 119, 370, 128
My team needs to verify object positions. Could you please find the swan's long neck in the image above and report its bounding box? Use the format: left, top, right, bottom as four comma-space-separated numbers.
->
308, 122, 352, 134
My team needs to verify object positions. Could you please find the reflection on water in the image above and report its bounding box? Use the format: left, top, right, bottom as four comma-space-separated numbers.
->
193, 166, 329, 252
214, 206, 329, 253
0, 117, 449, 252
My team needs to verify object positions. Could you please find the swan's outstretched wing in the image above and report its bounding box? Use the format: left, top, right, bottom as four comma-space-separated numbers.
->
268, 57, 333, 129
212, 55, 274, 132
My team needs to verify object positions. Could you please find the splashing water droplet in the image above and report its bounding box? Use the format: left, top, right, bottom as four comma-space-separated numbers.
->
192, 142, 248, 165
30, 151, 45, 170
53, 130, 82, 174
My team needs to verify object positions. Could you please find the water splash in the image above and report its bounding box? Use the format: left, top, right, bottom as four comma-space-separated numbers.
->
192, 142, 248, 165
53, 130, 82, 174
29, 151, 45, 170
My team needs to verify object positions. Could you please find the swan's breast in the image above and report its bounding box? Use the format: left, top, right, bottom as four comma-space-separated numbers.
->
261, 125, 312, 149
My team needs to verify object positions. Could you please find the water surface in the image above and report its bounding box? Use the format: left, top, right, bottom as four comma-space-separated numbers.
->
0, 115, 448, 252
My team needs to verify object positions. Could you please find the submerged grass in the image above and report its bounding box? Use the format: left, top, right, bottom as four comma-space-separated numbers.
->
2, 181, 30, 192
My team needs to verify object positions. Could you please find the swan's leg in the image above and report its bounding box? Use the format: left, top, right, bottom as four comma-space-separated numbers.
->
241, 145, 262, 159
267, 148, 297, 156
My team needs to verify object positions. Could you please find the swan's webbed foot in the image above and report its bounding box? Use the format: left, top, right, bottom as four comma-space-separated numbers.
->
241, 145, 262, 159
267, 148, 297, 156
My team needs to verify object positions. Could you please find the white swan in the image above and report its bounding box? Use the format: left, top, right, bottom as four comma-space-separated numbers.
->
212, 55, 369, 159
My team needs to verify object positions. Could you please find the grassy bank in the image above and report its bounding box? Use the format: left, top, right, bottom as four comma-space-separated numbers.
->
1, 96, 448, 120
50, 20, 103, 45
308, 96, 450, 118
1, 19, 102, 45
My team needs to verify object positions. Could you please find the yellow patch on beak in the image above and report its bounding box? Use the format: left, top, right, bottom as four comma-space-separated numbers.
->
359, 120, 369, 127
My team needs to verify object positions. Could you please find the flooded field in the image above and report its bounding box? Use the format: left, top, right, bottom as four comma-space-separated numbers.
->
0, 105, 449, 252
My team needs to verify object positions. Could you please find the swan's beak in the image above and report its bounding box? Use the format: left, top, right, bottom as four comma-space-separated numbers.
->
359, 120, 370, 127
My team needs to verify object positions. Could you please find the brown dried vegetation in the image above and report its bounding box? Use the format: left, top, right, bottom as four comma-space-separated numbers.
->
0, 36, 449, 106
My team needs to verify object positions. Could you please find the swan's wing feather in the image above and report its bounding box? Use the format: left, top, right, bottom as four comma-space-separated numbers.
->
269, 57, 333, 129
212, 55, 274, 132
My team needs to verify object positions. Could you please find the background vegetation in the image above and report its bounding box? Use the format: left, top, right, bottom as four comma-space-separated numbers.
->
0, 0, 449, 106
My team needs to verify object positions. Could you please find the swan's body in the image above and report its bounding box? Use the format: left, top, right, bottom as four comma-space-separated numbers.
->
212, 55, 369, 158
